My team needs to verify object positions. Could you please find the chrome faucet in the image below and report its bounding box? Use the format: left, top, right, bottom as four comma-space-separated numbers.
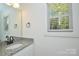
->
6, 36, 15, 45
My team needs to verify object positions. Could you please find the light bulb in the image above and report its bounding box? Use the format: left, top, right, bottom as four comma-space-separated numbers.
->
13, 3, 20, 8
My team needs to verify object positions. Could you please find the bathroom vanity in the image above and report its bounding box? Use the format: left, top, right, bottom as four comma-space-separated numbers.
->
1, 37, 34, 56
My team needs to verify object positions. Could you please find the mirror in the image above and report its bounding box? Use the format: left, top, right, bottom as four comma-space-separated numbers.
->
0, 3, 22, 41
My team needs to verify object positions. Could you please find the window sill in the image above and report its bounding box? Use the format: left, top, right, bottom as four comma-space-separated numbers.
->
48, 29, 73, 32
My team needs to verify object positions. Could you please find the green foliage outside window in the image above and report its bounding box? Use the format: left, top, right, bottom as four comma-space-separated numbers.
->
48, 3, 70, 30
60, 16, 69, 29
50, 18, 59, 29
48, 3, 69, 13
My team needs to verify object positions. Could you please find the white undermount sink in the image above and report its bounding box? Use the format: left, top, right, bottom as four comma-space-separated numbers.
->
6, 44, 23, 50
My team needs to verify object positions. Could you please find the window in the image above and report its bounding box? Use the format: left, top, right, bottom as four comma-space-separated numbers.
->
47, 3, 73, 32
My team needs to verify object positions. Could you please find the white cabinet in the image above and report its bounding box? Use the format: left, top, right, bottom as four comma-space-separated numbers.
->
13, 44, 34, 56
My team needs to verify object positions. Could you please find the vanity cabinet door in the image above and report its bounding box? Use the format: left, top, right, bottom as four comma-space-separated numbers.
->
13, 44, 34, 56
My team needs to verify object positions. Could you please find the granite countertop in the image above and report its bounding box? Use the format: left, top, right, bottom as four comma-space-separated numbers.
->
4, 37, 34, 56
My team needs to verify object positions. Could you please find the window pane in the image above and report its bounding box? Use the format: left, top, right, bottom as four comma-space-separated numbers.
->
60, 16, 69, 29
50, 18, 59, 29
48, 3, 69, 14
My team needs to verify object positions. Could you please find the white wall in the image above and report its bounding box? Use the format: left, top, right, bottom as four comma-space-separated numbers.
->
21, 3, 79, 56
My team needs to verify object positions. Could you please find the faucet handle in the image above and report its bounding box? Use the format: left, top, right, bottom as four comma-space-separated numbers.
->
6, 35, 9, 38
6, 35, 10, 41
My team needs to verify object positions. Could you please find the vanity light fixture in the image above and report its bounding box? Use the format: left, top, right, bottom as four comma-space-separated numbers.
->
6, 3, 12, 6
6, 3, 20, 8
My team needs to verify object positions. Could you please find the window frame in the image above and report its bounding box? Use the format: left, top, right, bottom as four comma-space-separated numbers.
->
47, 3, 73, 32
